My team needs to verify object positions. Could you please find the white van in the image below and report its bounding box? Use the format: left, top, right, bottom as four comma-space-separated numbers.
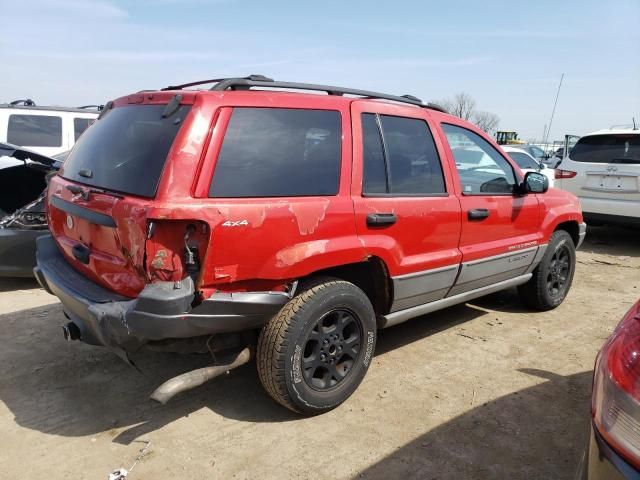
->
555, 128, 640, 226
0, 100, 100, 156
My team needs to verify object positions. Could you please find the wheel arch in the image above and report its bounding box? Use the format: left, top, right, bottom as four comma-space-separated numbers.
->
553, 220, 580, 247
300, 256, 393, 315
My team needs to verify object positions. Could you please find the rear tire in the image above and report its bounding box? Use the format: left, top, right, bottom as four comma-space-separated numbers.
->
257, 278, 377, 415
518, 230, 576, 311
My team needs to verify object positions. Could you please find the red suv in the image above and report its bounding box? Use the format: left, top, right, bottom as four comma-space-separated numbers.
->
35, 76, 586, 415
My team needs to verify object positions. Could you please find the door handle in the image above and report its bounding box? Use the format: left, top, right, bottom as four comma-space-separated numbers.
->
366, 213, 397, 226
468, 208, 490, 221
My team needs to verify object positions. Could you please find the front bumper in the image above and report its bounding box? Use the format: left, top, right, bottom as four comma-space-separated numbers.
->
577, 222, 587, 250
34, 235, 290, 353
0, 228, 46, 277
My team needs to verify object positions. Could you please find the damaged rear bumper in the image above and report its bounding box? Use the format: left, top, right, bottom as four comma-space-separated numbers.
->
34, 235, 290, 352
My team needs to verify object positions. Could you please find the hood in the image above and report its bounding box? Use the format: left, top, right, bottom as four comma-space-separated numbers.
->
0, 142, 60, 172
0, 142, 59, 227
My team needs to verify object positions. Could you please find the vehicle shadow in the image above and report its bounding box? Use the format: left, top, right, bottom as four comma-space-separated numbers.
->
357, 369, 592, 480
0, 276, 40, 292
376, 302, 487, 355
0, 300, 491, 445
582, 224, 640, 258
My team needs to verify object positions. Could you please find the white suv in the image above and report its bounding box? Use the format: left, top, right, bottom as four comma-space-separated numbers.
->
0, 100, 100, 156
555, 128, 640, 226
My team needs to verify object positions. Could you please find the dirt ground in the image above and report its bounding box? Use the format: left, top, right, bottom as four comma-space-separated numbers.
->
0, 225, 638, 480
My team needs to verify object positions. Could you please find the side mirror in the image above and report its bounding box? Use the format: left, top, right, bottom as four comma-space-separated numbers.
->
539, 163, 547, 170
522, 171, 548, 194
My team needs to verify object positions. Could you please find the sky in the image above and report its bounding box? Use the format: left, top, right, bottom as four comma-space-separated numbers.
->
1, 0, 639, 141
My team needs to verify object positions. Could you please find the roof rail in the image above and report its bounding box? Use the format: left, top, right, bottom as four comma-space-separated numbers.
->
161, 75, 274, 91
208, 76, 447, 113
77, 104, 104, 111
9, 99, 36, 106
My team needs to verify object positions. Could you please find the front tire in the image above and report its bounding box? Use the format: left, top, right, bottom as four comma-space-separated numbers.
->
257, 278, 377, 415
518, 230, 576, 310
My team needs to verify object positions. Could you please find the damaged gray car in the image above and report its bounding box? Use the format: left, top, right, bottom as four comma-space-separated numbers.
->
0, 143, 62, 276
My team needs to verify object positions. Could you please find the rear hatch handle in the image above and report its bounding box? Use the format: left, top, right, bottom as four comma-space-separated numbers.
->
72, 243, 91, 265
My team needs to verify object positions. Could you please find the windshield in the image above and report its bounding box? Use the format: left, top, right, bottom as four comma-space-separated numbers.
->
61, 104, 191, 197
528, 145, 545, 160
570, 134, 640, 164
509, 151, 540, 169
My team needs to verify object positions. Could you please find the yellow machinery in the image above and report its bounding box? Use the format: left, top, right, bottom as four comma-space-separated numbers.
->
496, 131, 525, 145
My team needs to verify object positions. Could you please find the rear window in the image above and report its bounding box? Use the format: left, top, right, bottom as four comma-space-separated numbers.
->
210, 108, 341, 197
73, 118, 93, 141
361, 113, 446, 195
62, 104, 190, 197
571, 134, 640, 164
7, 114, 62, 147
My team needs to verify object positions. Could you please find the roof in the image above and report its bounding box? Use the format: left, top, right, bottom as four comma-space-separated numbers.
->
582, 128, 640, 137
502, 146, 536, 158
159, 75, 448, 113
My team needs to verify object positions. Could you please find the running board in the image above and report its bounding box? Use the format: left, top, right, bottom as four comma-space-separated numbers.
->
380, 273, 532, 328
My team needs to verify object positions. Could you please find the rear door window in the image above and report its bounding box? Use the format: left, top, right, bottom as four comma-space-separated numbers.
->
7, 114, 62, 147
62, 104, 190, 197
210, 108, 341, 197
570, 134, 640, 164
361, 113, 446, 195
73, 118, 93, 141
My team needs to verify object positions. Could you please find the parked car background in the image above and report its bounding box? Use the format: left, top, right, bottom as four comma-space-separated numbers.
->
513, 144, 547, 163
0, 143, 60, 276
555, 128, 640, 226
502, 145, 555, 187
0, 100, 99, 156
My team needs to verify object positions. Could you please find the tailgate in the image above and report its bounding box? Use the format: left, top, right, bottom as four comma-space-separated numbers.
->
45, 98, 195, 297
47, 176, 148, 297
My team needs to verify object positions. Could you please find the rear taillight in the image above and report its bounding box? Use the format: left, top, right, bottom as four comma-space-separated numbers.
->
592, 300, 640, 468
554, 169, 577, 179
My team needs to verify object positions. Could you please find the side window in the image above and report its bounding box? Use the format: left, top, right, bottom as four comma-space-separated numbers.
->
362, 113, 387, 194
361, 113, 446, 195
442, 123, 516, 194
73, 118, 93, 141
7, 114, 62, 147
210, 108, 341, 197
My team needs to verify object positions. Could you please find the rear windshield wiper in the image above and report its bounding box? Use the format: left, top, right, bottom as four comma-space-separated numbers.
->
65, 184, 124, 200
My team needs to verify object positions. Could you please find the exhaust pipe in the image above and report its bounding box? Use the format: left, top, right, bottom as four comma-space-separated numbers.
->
150, 347, 252, 404
62, 322, 81, 341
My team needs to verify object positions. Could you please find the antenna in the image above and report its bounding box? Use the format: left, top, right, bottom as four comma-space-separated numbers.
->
543, 73, 564, 146
634, 117, 637, 130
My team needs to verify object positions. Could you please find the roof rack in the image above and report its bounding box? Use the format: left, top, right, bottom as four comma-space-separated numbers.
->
162, 75, 447, 113
10, 99, 36, 106
77, 104, 104, 111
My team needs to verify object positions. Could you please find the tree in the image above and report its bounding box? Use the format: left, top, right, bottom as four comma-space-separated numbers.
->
472, 111, 500, 136
439, 92, 500, 135
440, 92, 476, 121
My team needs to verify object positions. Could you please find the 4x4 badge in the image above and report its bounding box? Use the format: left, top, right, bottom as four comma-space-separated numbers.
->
222, 220, 249, 227
66, 215, 74, 229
